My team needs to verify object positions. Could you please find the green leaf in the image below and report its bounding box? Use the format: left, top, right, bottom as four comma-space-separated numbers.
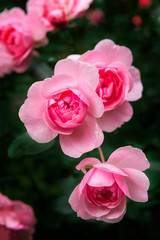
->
8, 133, 55, 159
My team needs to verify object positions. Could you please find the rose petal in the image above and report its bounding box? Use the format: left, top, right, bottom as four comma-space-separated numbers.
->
19, 104, 58, 143
54, 59, 99, 90
97, 101, 133, 132
76, 158, 101, 173
59, 116, 104, 158
107, 146, 150, 171
123, 168, 150, 202
87, 168, 115, 187
126, 66, 143, 102
95, 39, 133, 68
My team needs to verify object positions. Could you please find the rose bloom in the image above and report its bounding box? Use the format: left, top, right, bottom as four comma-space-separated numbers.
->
86, 9, 105, 26
132, 15, 143, 26
19, 59, 104, 158
68, 39, 143, 132
27, 0, 93, 31
139, 0, 152, 8
69, 146, 150, 223
0, 7, 47, 77
0, 193, 36, 240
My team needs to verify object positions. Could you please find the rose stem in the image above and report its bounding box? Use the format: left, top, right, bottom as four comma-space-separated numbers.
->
98, 147, 105, 163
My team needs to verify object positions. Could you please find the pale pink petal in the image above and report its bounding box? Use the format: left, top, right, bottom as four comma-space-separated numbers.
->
94, 163, 128, 176
107, 146, 150, 171
0, 8, 26, 27
19, 104, 58, 143
126, 66, 143, 101
41, 74, 75, 99
54, 59, 99, 90
95, 39, 133, 68
76, 158, 101, 173
104, 195, 126, 221
84, 197, 111, 218
78, 50, 108, 67
0, 43, 13, 77
123, 168, 150, 202
87, 168, 115, 187
69, 185, 91, 220
13, 49, 32, 73
27, 81, 43, 98
67, 54, 80, 60
70, 0, 93, 18
97, 101, 133, 132
78, 168, 95, 196
59, 116, 104, 158
27, 11, 47, 42
114, 174, 131, 198
27, 0, 45, 17
78, 82, 104, 118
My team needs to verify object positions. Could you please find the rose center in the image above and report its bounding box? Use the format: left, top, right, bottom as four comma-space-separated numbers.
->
96, 68, 124, 110
48, 89, 88, 129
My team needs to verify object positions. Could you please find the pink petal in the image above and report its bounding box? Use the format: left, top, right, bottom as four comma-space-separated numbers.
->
41, 74, 75, 99
67, 54, 81, 60
76, 158, 101, 173
84, 196, 111, 218
27, 11, 47, 42
114, 174, 131, 198
78, 50, 108, 66
54, 59, 99, 90
78, 168, 95, 196
94, 163, 128, 176
70, 0, 93, 18
69, 185, 91, 220
87, 168, 115, 187
59, 115, 104, 158
78, 82, 104, 118
97, 101, 133, 132
107, 146, 150, 171
19, 104, 58, 143
104, 195, 126, 222
0, 8, 26, 27
123, 168, 150, 202
126, 66, 143, 102
95, 39, 133, 68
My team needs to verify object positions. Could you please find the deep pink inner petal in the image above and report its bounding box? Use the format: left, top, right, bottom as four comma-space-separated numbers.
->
86, 181, 123, 207
47, 88, 88, 129
96, 67, 125, 111
0, 23, 33, 58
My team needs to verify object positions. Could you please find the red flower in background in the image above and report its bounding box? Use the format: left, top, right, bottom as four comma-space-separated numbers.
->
139, 0, 152, 8
132, 15, 142, 26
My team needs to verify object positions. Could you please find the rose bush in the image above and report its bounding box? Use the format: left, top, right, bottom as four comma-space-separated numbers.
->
27, 0, 93, 31
0, 7, 47, 77
0, 193, 36, 240
68, 39, 143, 132
19, 58, 104, 157
69, 146, 150, 223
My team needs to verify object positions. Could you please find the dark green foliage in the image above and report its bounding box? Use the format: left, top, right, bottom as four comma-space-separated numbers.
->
0, 0, 160, 239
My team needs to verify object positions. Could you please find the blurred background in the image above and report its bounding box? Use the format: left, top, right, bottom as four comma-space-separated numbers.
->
0, 0, 160, 239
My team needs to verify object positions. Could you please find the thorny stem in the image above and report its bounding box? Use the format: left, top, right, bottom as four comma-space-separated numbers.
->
98, 147, 105, 163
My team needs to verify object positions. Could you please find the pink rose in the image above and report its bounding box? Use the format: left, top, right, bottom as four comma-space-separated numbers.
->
19, 59, 104, 157
27, 0, 93, 31
68, 39, 143, 132
0, 8, 47, 77
69, 146, 150, 223
0, 193, 36, 240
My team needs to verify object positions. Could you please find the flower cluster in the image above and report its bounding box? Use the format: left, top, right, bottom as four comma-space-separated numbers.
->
0, 0, 150, 235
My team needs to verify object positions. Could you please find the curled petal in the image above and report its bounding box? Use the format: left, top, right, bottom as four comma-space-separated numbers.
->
76, 158, 101, 173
